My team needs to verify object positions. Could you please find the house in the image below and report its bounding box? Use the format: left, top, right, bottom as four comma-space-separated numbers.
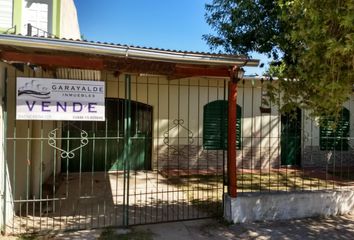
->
0, 7, 352, 234
0, 33, 261, 233
0, 0, 80, 39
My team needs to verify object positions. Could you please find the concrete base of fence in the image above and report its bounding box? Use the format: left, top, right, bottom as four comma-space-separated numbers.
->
224, 190, 354, 223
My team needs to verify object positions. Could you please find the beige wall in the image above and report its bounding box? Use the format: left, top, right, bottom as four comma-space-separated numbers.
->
6, 64, 33, 202
105, 73, 281, 169
0, 63, 14, 227
60, 0, 81, 39
106, 75, 226, 143
303, 98, 354, 148
302, 97, 354, 167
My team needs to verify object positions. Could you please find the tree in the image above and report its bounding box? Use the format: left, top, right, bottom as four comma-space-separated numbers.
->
204, 0, 354, 119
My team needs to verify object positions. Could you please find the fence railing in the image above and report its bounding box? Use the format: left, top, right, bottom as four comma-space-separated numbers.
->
26, 23, 56, 38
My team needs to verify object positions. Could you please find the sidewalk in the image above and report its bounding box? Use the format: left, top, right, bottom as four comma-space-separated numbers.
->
134, 214, 354, 240
2, 213, 354, 239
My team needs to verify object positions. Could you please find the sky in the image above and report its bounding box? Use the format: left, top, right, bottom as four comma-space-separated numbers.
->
74, 0, 269, 75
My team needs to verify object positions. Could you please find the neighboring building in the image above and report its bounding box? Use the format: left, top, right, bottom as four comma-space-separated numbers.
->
0, 0, 80, 39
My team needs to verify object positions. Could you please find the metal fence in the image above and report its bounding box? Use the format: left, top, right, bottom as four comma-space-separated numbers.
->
236, 78, 354, 193
1, 64, 353, 235
2, 65, 225, 234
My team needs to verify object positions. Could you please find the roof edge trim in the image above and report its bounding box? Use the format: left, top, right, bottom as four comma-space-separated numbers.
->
0, 34, 259, 67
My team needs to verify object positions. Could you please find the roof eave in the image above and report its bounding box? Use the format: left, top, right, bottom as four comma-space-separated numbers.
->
0, 34, 259, 67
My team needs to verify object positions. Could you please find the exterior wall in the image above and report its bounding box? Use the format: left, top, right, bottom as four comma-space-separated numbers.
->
0, 0, 81, 39
302, 98, 354, 168
59, 0, 81, 39
21, 0, 52, 36
0, 0, 21, 34
105, 74, 281, 171
0, 62, 14, 230
6, 64, 34, 204
0, 0, 13, 29
21, 0, 60, 36
103, 75, 352, 170
238, 81, 280, 169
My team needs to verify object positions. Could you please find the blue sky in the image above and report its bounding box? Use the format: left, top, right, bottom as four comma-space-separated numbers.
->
74, 0, 269, 75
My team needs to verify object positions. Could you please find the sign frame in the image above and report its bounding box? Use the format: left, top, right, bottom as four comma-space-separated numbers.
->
16, 77, 106, 121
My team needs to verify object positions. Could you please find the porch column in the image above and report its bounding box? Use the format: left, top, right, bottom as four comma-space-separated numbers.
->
228, 66, 240, 197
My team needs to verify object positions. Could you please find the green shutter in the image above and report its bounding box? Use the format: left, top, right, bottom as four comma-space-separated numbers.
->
320, 107, 350, 151
203, 100, 241, 150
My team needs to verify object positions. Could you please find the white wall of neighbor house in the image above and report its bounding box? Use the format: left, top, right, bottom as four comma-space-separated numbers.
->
0, 0, 13, 29
22, 0, 53, 36
59, 0, 81, 39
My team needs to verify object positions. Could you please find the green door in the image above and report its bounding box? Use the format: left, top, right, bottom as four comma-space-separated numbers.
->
61, 98, 152, 172
281, 108, 301, 166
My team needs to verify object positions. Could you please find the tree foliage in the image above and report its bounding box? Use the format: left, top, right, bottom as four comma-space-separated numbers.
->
205, 0, 354, 120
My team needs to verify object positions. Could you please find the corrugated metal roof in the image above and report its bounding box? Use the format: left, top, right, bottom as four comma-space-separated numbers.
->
0, 33, 260, 67
17, 33, 241, 57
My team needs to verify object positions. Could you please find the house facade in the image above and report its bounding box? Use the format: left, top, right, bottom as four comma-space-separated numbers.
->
0, 35, 352, 233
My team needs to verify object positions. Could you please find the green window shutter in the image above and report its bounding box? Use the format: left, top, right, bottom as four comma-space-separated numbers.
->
320, 107, 350, 151
203, 100, 242, 150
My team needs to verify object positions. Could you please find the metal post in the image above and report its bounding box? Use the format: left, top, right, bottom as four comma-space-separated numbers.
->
123, 74, 131, 226
27, 24, 32, 36
228, 67, 239, 197
2, 68, 8, 234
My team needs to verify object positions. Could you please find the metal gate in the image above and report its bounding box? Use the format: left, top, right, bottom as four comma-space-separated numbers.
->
61, 98, 152, 172
2, 67, 225, 234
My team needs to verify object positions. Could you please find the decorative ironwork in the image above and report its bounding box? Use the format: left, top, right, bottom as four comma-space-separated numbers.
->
163, 119, 194, 156
48, 126, 89, 159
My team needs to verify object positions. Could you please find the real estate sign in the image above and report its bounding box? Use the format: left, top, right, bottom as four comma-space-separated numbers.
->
16, 77, 105, 121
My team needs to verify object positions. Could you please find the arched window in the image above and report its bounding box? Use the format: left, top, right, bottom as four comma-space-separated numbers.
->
203, 100, 242, 150
320, 107, 350, 151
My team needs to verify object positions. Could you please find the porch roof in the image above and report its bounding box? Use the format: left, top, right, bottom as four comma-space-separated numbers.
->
0, 34, 259, 78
